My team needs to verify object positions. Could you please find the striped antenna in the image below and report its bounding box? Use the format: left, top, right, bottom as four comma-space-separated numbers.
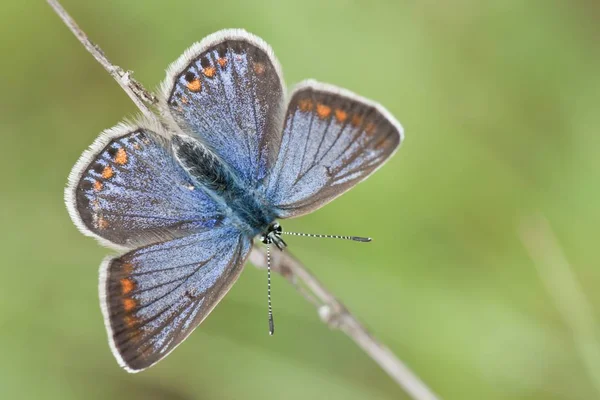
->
282, 231, 372, 243
266, 244, 274, 335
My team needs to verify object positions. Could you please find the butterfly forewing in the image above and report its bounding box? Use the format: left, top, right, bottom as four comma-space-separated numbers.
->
66, 123, 223, 250
265, 80, 403, 218
161, 29, 286, 188
101, 228, 251, 372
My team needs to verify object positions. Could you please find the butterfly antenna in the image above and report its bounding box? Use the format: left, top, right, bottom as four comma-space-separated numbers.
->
266, 244, 275, 335
282, 231, 372, 243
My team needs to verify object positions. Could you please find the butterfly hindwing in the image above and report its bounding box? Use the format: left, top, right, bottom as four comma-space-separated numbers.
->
100, 228, 251, 372
65, 122, 223, 250
160, 29, 286, 188
265, 80, 404, 218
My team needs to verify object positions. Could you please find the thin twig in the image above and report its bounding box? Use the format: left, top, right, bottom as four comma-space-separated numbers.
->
47, 0, 158, 117
519, 214, 600, 396
250, 248, 440, 400
47, 1, 440, 399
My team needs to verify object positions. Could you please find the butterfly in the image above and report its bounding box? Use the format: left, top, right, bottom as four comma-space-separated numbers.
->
64, 29, 403, 373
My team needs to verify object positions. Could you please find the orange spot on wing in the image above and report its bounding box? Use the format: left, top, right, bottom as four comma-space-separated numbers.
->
97, 216, 108, 230
253, 62, 265, 75
123, 315, 138, 328
375, 137, 393, 150
121, 278, 135, 295
123, 298, 136, 312
351, 114, 364, 127
365, 122, 377, 136
93, 180, 103, 191
101, 165, 113, 179
217, 57, 228, 67
122, 262, 133, 274
335, 109, 348, 123
316, 103, 332, 119
203, 66, 216, 78
186, 79, 202, 92
114, 148, 128, 165
180, 95, 189, 104
298, 99, 313, 112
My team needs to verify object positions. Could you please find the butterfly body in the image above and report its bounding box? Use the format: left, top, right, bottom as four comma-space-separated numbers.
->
172, 134, 276, 238
65, 29, 403, 372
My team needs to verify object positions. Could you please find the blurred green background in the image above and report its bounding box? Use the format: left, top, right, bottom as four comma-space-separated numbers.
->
2, 0, 600, 399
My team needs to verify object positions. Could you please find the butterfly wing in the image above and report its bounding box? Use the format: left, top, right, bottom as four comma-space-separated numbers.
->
160, 29, 286, 188
265, 80, 404, 218
100, 228, 251, 372
65, 121, 222, 250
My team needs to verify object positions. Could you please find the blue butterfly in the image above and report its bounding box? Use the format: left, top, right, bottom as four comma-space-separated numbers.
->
65, 29, 403, 372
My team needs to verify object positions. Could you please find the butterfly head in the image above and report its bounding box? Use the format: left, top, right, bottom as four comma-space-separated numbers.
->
260, 222, 287, 250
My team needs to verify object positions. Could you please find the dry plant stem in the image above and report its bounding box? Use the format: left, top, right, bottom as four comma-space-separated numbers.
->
47, 0, 158, 118
250, 247, 441, 400
519, 215, 600, 396
47, 1, 441, 399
